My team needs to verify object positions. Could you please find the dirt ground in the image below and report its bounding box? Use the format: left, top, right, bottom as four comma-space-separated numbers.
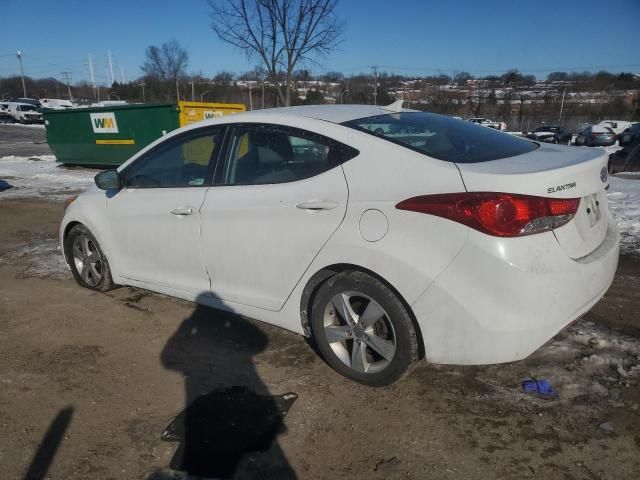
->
1, 125, 639, 479
0, 200, 639, 480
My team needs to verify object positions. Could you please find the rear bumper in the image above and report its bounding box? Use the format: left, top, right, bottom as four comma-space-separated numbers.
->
411, 220, 620, 365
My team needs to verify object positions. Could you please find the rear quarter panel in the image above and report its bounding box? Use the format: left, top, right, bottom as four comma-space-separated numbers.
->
303, 133, 469, 308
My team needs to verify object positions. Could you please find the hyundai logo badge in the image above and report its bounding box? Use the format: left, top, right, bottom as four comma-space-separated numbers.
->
600, 166, 608, 183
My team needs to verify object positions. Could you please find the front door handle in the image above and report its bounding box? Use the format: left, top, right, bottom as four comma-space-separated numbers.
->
170, 207, 195, 216
296, 201, 339, 211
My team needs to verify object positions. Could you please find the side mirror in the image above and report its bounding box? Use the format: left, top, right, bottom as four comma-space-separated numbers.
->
94, 169, 120, 190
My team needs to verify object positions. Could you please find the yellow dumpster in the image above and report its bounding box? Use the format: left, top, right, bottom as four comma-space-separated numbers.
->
178, 101, 246, 127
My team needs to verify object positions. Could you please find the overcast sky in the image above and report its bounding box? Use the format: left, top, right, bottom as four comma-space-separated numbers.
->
1, 0, 638, 85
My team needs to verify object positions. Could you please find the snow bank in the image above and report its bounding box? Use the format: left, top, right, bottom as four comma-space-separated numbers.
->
0, 155, 96, 201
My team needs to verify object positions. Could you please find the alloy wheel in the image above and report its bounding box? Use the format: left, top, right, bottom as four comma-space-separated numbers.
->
72, 234, 103, 287
322, 291, 397, 374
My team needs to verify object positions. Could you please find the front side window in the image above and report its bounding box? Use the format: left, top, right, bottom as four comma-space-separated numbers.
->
122, 127, 223, 188
221, 124, 358, 185
344, 112, 538, 163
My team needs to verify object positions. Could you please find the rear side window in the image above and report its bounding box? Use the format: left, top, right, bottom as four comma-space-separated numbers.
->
220, 124, 358, 185
343, 112, 538, 163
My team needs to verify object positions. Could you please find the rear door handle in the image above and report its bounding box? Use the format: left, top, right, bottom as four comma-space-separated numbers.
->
296, 201, 339, 211
170, 207, 195, 216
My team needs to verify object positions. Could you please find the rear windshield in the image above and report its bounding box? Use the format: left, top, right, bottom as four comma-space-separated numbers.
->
343, 112, 538, 163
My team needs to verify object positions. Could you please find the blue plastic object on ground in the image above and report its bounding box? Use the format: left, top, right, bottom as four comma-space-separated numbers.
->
521, 378, 557, 398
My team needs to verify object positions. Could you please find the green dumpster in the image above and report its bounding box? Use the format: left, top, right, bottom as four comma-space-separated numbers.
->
44, 103, 180, 166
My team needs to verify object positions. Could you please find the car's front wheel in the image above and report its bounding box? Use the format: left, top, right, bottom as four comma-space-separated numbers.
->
65, 224, 114, 291
310, 271, 420, 386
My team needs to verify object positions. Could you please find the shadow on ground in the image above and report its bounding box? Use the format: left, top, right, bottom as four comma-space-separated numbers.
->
151, 298, 297, 479
22, 407, 74, 480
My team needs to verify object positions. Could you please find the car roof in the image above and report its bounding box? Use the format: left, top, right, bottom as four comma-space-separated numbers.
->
233, 104, 418, 124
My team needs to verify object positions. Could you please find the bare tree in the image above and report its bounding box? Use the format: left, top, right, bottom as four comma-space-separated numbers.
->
208, 0, 344, 106
141, 40, 189, 85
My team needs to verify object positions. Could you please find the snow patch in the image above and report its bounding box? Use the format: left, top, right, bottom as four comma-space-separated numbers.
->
0, 236, 71, 279
480, 320, 640, 405
608, 176, 640, 256
0, 123, 45, 129
0, 155, 96, 201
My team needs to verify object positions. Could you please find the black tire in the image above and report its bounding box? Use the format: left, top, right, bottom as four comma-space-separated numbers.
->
310, 270, 419, 386
64, 224, 114, 292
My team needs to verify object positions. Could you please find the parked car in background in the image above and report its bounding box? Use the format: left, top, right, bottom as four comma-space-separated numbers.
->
467, 117, 506, 131
60, 104, 618, 386
575, 125, 616, 147
596, 120, 633, 136
0, 102, 12, 122
609, 142, 640, 174
618, 123, 640, 146
14, 97, 41, 108
525, 125, 572, 144
40, 98, 75, 110
8, 102, 43, 124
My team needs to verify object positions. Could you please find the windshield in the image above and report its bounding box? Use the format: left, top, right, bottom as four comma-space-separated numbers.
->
343, 112, 538, 163
21, 105, 37, 111
535, 126, 559, 132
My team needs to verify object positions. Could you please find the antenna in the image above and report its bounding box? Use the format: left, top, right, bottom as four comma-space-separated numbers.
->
88, 53, 96, 98
107, 49, 115, 85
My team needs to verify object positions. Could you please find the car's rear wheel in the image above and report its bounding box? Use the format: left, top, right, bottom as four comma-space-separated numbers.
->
310, 271, 419, 386
65, 224, 114, 291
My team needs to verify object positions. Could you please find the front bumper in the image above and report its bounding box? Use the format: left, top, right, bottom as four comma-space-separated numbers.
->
411, 220, 620, 364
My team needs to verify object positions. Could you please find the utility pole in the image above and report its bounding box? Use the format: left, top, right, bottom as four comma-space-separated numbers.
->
559, 89, 566, 125
140, 82, 146, 103
120, 65, 125, 84
371, 65, 379, 105
191, 80, 195, 101
175, 79, 180, 101
16, 50, 27, 97
107, 50, 115, 86
261, 80, 265, 109
61, 72, 73, 101
248, 86, 253, 110
88, 53, 96, 98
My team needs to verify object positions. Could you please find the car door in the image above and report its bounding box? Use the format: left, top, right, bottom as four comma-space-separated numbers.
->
107, 126, 225, 294
200, 123, 357, 311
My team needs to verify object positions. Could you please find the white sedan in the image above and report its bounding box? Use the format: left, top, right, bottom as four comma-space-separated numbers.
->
60, 103, 619, 386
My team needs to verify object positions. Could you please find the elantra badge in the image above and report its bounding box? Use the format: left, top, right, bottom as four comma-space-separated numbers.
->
600, 167, 608, 183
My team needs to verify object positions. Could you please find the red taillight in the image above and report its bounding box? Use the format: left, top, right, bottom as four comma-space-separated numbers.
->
396, 192, 580, 237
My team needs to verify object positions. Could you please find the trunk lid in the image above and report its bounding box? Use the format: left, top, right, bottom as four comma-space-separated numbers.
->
456, 143, 610, 259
